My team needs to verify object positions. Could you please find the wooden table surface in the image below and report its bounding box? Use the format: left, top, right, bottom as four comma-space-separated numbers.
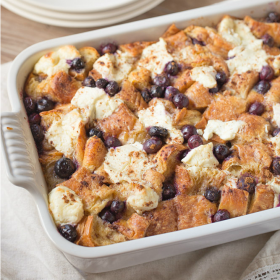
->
1, 0, 223, 64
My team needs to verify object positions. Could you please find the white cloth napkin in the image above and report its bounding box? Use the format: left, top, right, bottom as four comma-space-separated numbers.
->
1, 62, 280, 280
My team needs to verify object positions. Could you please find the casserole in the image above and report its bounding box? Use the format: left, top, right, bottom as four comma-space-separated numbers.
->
1, 0, 280, 273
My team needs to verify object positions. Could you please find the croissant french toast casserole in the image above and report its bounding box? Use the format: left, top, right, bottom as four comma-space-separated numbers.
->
23, 12, 280, 246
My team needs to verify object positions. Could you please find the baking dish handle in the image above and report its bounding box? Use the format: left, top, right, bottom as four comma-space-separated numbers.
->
1, 111, 35, 190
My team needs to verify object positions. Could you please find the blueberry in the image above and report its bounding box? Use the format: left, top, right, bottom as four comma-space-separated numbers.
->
59, 224, 77, 242
100, 43, 118, 55
149, 126, 168, 138
260, 66, 274, 81
248, 102, 265, 116
262, 34, 274, 47
28, 113, 41, 125
162, 183, 176, 200
192, 38, 205, 46
213, 144, 230, 163
30, 124, 44, 143
153, 74, 170, 87
272, 128, 280, 137
180, 149, 190, 160
209, 87, 219, 94
37, 98, 54, 113
181, 125, 198, 142
82, 76, 96, 87
143, 137, 163, 154
173, 93, 189, 109
216, 71, 227, 86
165, 61, 179, 76
266, 12, 280, 23
213, 209, 230, 222
110, 200, 125, 214
54, 157, 76, 179
141, 89, 152, 103
237, 173, 257, 194
272, 157, 280, 175
204, 187, 221, 202
105, 81, 119, 96
96, 78, 108, 89
70, 58, 85, 70
254, 80, 271, 94
150, 85, 165, 98
188, 135, 203, 149
165, 86, 179, 102
99, 209, 116, 223
226, 141, 232, 148
24, 97, 36, 115
88, 128, 103, 139
105, 136, 122, 148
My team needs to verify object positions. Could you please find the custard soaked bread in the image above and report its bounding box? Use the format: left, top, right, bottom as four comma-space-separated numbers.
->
23, 11, 280, 246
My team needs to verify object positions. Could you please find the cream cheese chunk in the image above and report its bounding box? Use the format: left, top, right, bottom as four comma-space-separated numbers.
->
218, 18, 259, 46
138, 100, 183, 144
49, 186, 84, 226
127, 186, 159, 214
273, 104, 280, 127
34, 45, 80, 77
190, 66, 217, 88
203, 120, 246, 141
218, 18, 269, 75
182, 142, 219, 168
71, 86, 123, 123
227, 41, 269, 75
273, 55, 280, 74
93, 50, 134, 83
45, 109, 83, 158
268, 177, 280, 207
103, 143, 155, 185
138, 38, 173, 78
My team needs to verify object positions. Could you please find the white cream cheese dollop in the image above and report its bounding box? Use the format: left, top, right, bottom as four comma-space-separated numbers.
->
182, 142, 219, 168
138, 38, 173, 78
127, 186, 159, 214
138, 100, 183, 144
190, 66, 217, 88
273, 104, 280, 127
71, 86, 123, 123
227, 41, 269, 75
49, 186, 84, 226
45, 109, 83, 158
203, 120, 246, 141
218, 17, 259, 47
268, 177, 280, 207
218, 17, 269, 75
93, 50, 134, 83
103, 143, 155, 185
34, 45, 80, 77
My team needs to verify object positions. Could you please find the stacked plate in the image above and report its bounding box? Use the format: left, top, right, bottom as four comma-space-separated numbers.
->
2, 0, 164, 28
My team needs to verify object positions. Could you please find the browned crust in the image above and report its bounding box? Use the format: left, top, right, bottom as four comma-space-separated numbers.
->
161, 23, 181, 38
119, 41, 155, 57
174, 194, 217, 230
112, 213, 150, 239
218, 186, 249, 218
248, 185, 274, 214
83, 136, 107, 172
203, 95, 247, 121
116, 80, 148, 113
153, 144, 186, 179
185, 82, 214, 110
144, 200, 178, 236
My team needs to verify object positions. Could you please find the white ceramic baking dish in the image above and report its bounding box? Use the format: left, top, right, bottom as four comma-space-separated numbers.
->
1, 0, 280, 273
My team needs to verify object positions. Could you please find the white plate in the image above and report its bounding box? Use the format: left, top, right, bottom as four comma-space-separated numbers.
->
21, 0, 138, 13
5, 0, 155, 21
2, 0, 164, 27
